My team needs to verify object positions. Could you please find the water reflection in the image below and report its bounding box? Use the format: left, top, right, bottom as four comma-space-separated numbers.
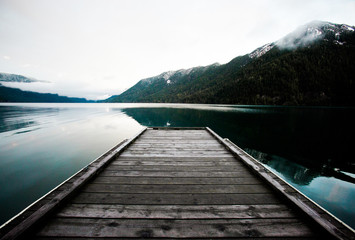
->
0, 104, 143, 226
245, 148, 320, 186
0, 106, 54, 133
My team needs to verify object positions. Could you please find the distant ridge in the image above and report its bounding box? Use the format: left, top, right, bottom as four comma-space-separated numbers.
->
0, 72, 93, 103
0, 72, 49, 83
106, 21, 355, 106
0, 84, 91, 103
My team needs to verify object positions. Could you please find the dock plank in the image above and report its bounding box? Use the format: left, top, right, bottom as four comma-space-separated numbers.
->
104, 165, 250, 172
93, 176, 262, 185
81, 183, 271, 194
119, 153, 233, 157
99, 170, 255, 177
55, 204, 297, 219
36, 218, 316, 238
109, 160, 240, 166
71, 193, 283, 205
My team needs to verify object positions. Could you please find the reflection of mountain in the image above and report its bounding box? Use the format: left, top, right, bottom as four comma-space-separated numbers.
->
245, 148, 319, 185
122, 108, 201, 127
0, 106, 59, 134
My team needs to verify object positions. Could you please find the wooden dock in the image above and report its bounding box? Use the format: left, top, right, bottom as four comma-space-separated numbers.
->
0, 127, 354, 239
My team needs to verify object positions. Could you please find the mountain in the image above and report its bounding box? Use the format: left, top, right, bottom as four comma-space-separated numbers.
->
0, 72, 93, 102
106, 21, 355, 106
0, 72, 48, 83
0, 84, 91, 103
105, 63, 224, 103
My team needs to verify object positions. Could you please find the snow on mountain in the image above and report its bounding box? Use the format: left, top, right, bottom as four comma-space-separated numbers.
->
0, 72, 38, 83
141, 63, 220, 85
249, 43, 275, 58
248, 21, 355, 59
0, 72, 49, 83
276, 21, 355, 50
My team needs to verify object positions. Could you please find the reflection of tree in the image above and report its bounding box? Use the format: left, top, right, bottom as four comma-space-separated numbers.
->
121, 108, 201, 127
245, 148, 319, 186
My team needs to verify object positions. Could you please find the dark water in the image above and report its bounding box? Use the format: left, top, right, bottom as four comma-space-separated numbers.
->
0, 103, 354, 229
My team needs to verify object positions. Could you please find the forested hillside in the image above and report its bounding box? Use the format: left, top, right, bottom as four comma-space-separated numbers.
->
106, 21, 355, 106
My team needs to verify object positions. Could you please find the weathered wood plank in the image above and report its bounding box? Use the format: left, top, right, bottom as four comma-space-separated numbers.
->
120, 148, 232, 153
135, 140, 221, 143
120, 152, 232, 157
140, 136, 215, 139
144, 133, 211, 136
132, 140, 221, 144
127, 147, 228, 151
36, 218, 316, 238
55, 204, 297, 219
110, 157, 241, 163
119, 153, 234, 157
111, 159, 239, 164
112, 160, 238, 164
136, 139, 217, 142
138, 136, 215, 139
93, 176, 262, 185
81, 184, 270, 194
122, 149, 231, 154
72, 193, 283, 205
34, 237, 320, 240
132, 141, 223, 145
99, 170, 254, 177
140, 131, 213, 135
129, 146, 226, 150
116, 156, 238, 161
138, 132, 213, 136
109, 160, 240, 166
130, 142, 225, 146
143, 129, 206, 132
104, 165, 250, 172
145, 132, 210, 135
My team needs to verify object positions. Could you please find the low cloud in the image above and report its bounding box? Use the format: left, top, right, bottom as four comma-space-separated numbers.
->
276, 21, 325, 50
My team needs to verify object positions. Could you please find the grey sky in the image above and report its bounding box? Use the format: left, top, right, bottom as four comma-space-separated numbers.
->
1, 0, 355, 99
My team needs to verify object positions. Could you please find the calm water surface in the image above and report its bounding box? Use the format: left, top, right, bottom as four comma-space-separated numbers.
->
0, 103, 354, 229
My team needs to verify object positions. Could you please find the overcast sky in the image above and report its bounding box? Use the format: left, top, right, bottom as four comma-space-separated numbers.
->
1, 0, 355, 100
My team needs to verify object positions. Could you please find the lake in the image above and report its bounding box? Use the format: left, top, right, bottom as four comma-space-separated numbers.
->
0, 103, 354, 229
